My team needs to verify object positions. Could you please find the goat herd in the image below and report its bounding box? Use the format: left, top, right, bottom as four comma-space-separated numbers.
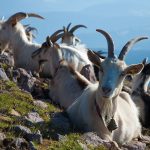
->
0, 12, 150, 148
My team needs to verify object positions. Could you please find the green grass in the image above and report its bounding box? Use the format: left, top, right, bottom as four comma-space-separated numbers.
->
0, 80, 149, 150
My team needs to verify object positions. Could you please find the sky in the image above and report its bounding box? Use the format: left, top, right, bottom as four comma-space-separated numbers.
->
0, 0, 150, 63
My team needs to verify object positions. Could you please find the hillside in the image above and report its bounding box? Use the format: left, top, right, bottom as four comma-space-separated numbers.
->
0, 62, 150, 150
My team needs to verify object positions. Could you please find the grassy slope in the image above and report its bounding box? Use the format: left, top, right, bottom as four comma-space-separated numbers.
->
0, 80, 106, 150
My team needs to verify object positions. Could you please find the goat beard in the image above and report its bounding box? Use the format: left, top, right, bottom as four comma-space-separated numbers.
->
100, 99, 116, 127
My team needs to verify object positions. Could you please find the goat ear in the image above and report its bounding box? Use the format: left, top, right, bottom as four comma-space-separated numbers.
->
87, 50, 101, 67
124, 64, 144, 75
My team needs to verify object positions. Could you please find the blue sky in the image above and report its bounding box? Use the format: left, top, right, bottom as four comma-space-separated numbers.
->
0, 0, 150, 63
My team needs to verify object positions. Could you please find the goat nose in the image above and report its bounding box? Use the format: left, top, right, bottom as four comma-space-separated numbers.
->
102, 86, 112, 94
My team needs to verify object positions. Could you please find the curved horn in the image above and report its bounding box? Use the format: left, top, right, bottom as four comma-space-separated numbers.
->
49, 30, 64, 43
118, 36, 148, 60
26, 27, 38, 33
67, 23, 72, 31
70, 24, 87, 33
46, 36, 51, 46
27, 13, 44, 19
63, 26, 67, 33
7, 12, 44, 23
96, 29, 115, 58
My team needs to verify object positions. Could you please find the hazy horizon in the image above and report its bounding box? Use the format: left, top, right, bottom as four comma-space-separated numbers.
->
0, 0, 150, 64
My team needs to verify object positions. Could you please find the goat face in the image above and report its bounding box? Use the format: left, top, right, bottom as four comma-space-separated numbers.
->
88, 29, 147, 100
62, 32, 74, 45
0, 21, 11, 50
61, 23, 86, 46
97, 56, 143, 99
32, 38, 62, 77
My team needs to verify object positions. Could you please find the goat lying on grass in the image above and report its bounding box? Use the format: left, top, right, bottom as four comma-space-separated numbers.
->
32, 34, 96, 82
49, 60, 91, 109
67, 29, 148, 145
32, 38, 91, 108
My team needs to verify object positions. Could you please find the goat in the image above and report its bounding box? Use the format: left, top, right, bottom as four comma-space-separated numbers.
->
32, 34, 96, 81
44, 43, 90, 109
58, 23, 104, 81
0, 12, 44, 72
49, 60, 91, 109
24, 24, 38, 42
130, 58, 150, 127
0, 23, 38, 67
34, 40, 91, 109
58, 23, 87, 46
67, 29, 148, 145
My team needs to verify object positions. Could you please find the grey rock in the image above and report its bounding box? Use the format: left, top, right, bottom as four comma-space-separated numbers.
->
0, 68, 9, 80
33, 100, 48, 109
57, 134, 66, 142
122, 141, 146, 150
17, 68, 36, 92
82, 132, 106, 147
0, 53, 14, 66
25, 112, 44, 123
26, 130, 43, 144
13, 138, 28, 148
13, 125, 31, 136
12, 69, 20, 82
82, 132, 116, 149
4, 138, 29, 150
0, 132, 6, 142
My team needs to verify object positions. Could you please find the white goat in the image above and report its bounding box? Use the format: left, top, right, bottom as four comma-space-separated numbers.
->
24, 24, 38, 42
46, 43, 90, 109
58, 23, 87, 47
32, 35, 94, 80
61, 23, 100, 82
49, 60, 91, 109
0, 12, 44, 72
32, 40, 91, 108
67, 29, 148, 145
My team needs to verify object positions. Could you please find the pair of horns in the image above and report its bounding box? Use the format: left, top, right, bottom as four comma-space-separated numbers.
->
96, 29, 148, 60
6, 12, 44, 24
65, 23, 87, 33
45, 23, 87, 43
